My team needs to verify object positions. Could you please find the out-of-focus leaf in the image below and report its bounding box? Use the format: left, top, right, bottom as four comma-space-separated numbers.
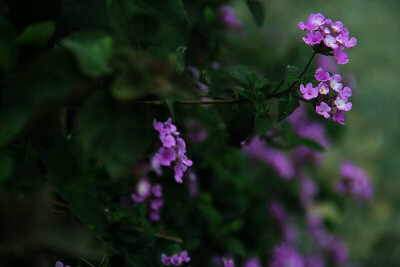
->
165, 97, 176, 121
246, 0, 265, 27
110, 0, 189, 57
222, 236, 246, 257
17, 20, 56, 47
0, 21, 17, 72
277, 91, 300, 122
62, 32, 113, 77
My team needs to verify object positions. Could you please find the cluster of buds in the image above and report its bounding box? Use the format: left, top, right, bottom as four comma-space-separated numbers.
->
151, 118, 193, 183
299, 13, 357, 64
131, 178, 164, 221
300, 67, 352, 124
161, 251, 191, 266
219, 5, 242, 33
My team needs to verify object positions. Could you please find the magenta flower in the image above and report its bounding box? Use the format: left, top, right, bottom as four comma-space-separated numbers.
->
161, 251, 190, 266
55, 262, 70, 267
161, 254, 171, 265
244, 257, 262, 267
338, 86, 352, 98
335, 161, 373, 200
152, 118, 193, 183
131, 178, 152, 202
334, 96, 352, 111
329, 74, 343, 92
314, 67, 330, 81
270, 244, 304, 267
316, 102, 331, 118
300, 83, 318, 100
317, 82, 329, 95
333, 110, 346, 125
180, 251, 191, 263
152, 184, 162, 198
299, 13, 356, 64
333, 46, 349, 64
302, 31, 324, 46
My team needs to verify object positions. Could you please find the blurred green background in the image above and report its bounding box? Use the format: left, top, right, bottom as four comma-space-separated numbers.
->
231, 0, 400, 264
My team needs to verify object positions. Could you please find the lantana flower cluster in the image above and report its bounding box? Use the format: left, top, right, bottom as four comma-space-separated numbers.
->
161, 251, 191, 266
300, 67, 352, 124
131, 178, 164, 222
335, 161, 373, 201
151, 118, 193, 183
299, 13, 357, 64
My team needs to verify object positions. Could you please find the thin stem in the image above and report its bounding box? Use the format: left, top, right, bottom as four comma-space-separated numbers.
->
133, 227, 183, 244
78, 255, 96, 267
270, 66, 289, 95
137, 99, 248, 105
270, 51, 317, 98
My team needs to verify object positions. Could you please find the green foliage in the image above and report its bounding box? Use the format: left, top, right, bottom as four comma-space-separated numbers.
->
277, 91, 300, 122
0, 21, 17, 72
246, 0, 266, 27
17, 20, 56, 47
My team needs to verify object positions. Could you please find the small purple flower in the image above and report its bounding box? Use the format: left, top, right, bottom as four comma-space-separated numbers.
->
329, 74, 343, 92
317, 55, 338, 73
300, 83, 318, 100
317, 82, 329, 95
316, 102, 331, 118
334, 46, 349, 64
333, 110, 346, 125
323, 35, 338, 49
150, 198, 164, 211
338, 86, 352, 98
152, 184, 163, 198
300, 175, 318, 207
336, 161, 373, 200
180, 251, 191, 263
131, 178, 152, 202
161, 254, 171, 265
302, 31, 324, 46
331, 21, 344, 32
212, 61, 220, 69
222, 258, 235, 267
171, 254, 183, 266
270, 244, 304, 267
334, 96, 352, 111
315, 67, 330, 82
55, 262, 71, 267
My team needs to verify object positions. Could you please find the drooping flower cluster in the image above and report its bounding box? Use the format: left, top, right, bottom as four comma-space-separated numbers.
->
219, 5, 242, 33
151, 118, 193, 183
299, 13, 357, 64
161, 251, 191, 266
131, 178, 164, 221
299, 67, 352, 124
335, 161, 373, 201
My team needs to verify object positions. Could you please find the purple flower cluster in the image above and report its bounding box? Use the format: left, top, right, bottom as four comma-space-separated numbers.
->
161, 251, 191, 266
299, 13, 357, 64
219, 5, 242, 33
335, 161, 373, 201
270, 243, 304, 267
151, 118, 193, 183
299, 67, 353, 124
131, 178, 164, 221
222, 258, 235, 267
242, 137, 294, 179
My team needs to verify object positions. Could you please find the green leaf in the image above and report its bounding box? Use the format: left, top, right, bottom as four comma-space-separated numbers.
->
223, 65, 258, 88
277, 91, 300, 122
0, 21, 17, 72
176, 46, 186, 72
223, 237, 246, 257
17, 20, 56, 47
62, 32, 113, 78
298, 138, 326, 152
110, 0, 189, 57
255, 113, 269, 135
246, 0, 265, 27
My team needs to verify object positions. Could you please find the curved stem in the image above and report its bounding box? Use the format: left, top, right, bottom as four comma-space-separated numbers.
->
270, 51, 317, 98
